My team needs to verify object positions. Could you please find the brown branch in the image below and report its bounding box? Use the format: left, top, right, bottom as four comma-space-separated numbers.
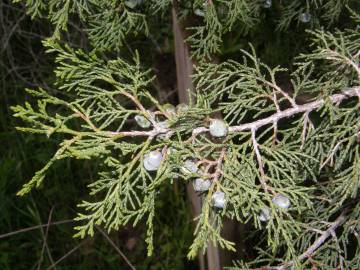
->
272, 90, 281, 112
120, 91, 149, 115
265, 80, 297, 108
212, 148, 226, 186
191, 87, 360, 139
59, 87, 359, 144
272, 91, 280, 145
74, 109, 99, 132
272, 121, 278, 146
187, 126, 208, 143
108, 129, 166, 138
251, 129, 274, 194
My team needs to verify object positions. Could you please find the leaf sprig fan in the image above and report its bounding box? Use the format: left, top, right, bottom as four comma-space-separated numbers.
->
12, 0, 360, 269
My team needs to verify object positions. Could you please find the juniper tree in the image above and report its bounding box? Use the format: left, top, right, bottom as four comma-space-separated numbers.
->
11, 0, 360, 269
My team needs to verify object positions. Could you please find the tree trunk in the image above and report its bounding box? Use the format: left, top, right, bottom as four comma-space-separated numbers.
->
172, 7, 221, 270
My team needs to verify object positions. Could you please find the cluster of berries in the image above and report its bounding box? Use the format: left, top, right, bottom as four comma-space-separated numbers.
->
134, 103, 186, 130
182, 159, 226, 209
259, 194, 291, 222
138, 110, 229, 209
136, 108, 291, 218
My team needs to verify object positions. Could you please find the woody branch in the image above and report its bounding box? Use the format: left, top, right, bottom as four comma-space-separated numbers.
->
62, 87, 360, 140
253, 210, 348, 270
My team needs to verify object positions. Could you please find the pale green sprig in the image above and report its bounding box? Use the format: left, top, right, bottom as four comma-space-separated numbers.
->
12, 16, 360, 268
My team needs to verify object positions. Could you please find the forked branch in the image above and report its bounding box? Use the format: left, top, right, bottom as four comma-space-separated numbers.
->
191, 86, 360, 139
254, 210, 347, 270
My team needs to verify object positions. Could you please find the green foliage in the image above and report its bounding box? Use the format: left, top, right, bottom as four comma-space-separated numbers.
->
87, 1, 149, 51
9, 0, 360, 269
2, 1, 196, 268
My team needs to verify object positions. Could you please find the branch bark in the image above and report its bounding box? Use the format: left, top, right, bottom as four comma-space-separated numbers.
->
191, 86, 360, 139
65, 87, 360, 141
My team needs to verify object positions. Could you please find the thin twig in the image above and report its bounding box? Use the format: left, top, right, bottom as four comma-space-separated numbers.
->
46, 239, 90, 270
272, 120, 278, 146
251, 129, 274, 194
320, 131, 360, 169
272, 90, 280, 145
120, 90, 147, 113
37, 207, 56, 270
256, 210, 347, 270
0, 220, 73, 240
95, 226, 136, 270
265, 80, 298, 108
74, 109, 99, 132
212, 148, 226, 188
272, 90, 281, 112
300, 111, 311, 150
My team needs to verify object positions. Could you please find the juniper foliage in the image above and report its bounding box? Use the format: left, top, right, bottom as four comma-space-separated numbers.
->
12, 0, 360, 269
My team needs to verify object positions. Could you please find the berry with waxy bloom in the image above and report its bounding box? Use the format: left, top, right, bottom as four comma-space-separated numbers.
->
272, 194, 291, 209
194, 9, 205, 17
263, 0, 271, 8
299, 12, 311, 23
193, 178, 211, 192
259, 206, 271, 222
212, 191, 226, 209
209, 119, 228, 138
143, 150, 163, 171
135, 115, 151, 128
124, 0, 143, 9
181, 159, 199, 174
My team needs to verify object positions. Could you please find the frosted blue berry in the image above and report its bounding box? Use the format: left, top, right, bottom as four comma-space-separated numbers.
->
194, 9, 205, 17
272, 194, 291, 209
193, 178, 211, 192
263, 0, 271, 8
125, 0, 137, 9
124, 0, 143, 8
144, 150, 163, 171
181, 159, 199, 174
259, 206, 271, 222
135, 115, 151, 128
209, 119, 228, 138
212, 191, 226, 209
299, 12, 311, 23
